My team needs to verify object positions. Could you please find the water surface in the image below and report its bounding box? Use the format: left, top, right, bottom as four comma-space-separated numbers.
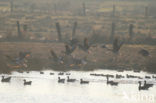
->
0, 70, 156, 103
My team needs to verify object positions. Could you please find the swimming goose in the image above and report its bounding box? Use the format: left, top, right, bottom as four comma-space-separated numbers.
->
133, 69, 140, 73
66, 73, 71, 75
40, 72, 44, 74
145, 76, 151, 79
126, 74, 138, 78
152, 75, 156, 79
23, 79, 32, 85
1, 76, 11, 82
50, 73, 54, 75
110, 81, 118, 86
138, 81, 150, 91
138, 76, 143, 79
67, 76, 76, 82
106, 74, 114, 78
116, 74, 124, 79
80, 79, 89, 84
90, 73, 96, 76
58, 77, 65, 83
58, 72, 64, 75
144, 81, 153, 88
106, 76, 118, 86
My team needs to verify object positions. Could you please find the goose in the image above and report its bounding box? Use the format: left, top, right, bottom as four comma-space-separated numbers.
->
144, 81, 153, 88
5, 51, 31, 68
78, 38, 91, 52
1, 76, 11, 82
23, 79, 32, 85
126, 74, 138, 79
80, 79, 89, 84
112, 38, 124, 53
106, 74, 114, 78
66, 73, 71, 75
16, 51, 31, 66
19, 51, 31, 60
58, 77, 65, 83
106, 76, 118, 86
152, 75, 156, 79
78, 37, 96, 53
100, 38, 124, 54
67, 76, 76, 82
65, 44, 77, 55
126, 74, 130, 78
133, 69, 140, 73
145, 76, 151, 79
138, 49, 149, 57
58, 72, 64, 75
50, 73, 54, 75
90, 73, 95, 76
40, 71, 44, 74
138, 76, 143, 79
50, 49, 59, 63
101, 74, 107, 77
116, 74, 124, 79
102, 38, 124, 54
138, 81, 149, 91
106, 76, 111, 84
110, 81, 118, 86
67, 38, 78, 48
95, 74, 101, 76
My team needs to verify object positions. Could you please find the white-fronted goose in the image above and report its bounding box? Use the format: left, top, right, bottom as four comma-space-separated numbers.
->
1, 76, 11, 82
23, 79, 32, 85
67, 76, 76, 82
80, 79, 89, 84
58, 77, 65, 83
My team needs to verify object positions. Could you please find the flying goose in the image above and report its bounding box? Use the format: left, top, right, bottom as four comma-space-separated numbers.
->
101, 38, 124, 54
65, 44, 77, 55
78, 37, 96, 53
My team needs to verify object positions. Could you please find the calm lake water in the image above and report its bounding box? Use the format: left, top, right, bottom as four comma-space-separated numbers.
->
0, 69, 156, 103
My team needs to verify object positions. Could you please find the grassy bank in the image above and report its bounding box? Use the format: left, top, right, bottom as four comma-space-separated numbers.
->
0, 42, 155, 74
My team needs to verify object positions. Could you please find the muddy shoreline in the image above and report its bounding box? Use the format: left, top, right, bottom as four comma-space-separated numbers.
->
0, 42, 155, 74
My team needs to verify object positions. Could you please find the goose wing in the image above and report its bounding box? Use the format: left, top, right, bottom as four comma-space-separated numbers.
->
50, 50, 58, 62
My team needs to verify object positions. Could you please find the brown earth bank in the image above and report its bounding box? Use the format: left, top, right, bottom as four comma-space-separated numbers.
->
0, 42, 155, 74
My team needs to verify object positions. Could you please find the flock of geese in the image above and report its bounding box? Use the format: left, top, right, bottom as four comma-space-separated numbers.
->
90, 73, 156, 91
1, 71, 156, 91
